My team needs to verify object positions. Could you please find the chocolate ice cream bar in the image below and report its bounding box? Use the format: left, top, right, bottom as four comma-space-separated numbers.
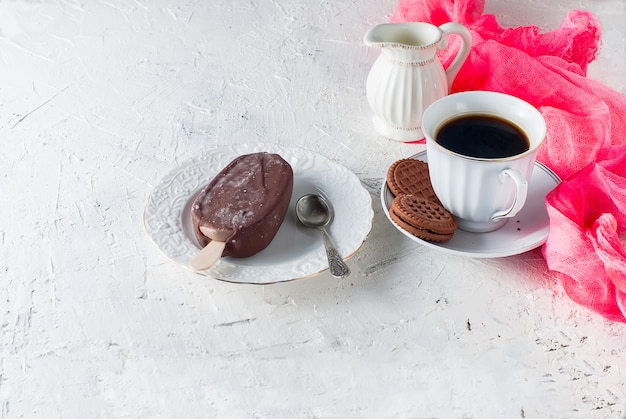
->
191, 152, 294, 258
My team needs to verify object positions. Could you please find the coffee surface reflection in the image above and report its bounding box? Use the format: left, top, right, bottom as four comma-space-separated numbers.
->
436, 114, 529, 159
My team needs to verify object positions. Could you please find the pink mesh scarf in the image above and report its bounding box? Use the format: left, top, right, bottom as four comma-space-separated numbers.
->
391, 0, 626, 321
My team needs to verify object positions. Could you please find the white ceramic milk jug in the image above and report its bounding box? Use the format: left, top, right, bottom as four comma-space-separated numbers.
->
364, 22, 472, 141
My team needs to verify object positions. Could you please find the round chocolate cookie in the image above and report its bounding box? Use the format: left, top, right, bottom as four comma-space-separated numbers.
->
387, 158, 439, 202
385, 158, 406, 197
389, 194, 457, 242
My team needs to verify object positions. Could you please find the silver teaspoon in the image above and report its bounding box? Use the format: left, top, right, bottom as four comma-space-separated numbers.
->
295, 194, 350, 278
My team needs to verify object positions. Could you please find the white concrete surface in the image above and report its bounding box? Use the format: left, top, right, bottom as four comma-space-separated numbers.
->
1, 0, 625, 417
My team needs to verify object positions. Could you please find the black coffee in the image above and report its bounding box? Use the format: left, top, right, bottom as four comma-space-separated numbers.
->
436, 114, 530, 158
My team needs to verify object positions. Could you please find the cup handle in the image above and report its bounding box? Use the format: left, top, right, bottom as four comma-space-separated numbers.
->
438, 22, 472, 88
491, 169, 528, 220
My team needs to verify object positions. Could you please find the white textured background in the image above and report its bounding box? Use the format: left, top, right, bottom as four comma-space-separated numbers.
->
1, 0, 625, 417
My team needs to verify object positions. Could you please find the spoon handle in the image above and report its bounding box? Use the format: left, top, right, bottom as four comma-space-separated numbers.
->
320, 227, 350, 278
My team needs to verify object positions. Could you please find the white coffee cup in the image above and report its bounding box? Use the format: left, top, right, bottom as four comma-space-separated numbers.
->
422, 91, 546, 233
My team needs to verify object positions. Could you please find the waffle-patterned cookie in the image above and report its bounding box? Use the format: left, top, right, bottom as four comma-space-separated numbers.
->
389, 194, 457, 242
386, 158, 439, 202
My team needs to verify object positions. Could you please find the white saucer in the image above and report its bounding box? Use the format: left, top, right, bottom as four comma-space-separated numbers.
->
144, 143, 373, 284
381, 150, 561, 258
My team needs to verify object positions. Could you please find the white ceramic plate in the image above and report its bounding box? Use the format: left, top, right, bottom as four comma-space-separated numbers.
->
144, 143, 373, 283
381, 150, 561, 258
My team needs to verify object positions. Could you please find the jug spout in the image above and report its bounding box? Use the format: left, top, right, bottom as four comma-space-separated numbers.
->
364, 22, 444, 49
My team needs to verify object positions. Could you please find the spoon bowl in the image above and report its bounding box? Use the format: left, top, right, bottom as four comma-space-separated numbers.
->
295, 194, 349, 278
295, 193, 334, 228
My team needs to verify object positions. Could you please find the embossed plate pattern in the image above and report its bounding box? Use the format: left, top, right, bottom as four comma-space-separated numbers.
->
144, 143, 373, 283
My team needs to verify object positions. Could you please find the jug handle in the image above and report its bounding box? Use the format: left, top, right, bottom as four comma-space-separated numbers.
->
438, 22, 472, 88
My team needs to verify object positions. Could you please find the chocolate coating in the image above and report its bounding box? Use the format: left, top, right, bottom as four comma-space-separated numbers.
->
191, 152, 294, 258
